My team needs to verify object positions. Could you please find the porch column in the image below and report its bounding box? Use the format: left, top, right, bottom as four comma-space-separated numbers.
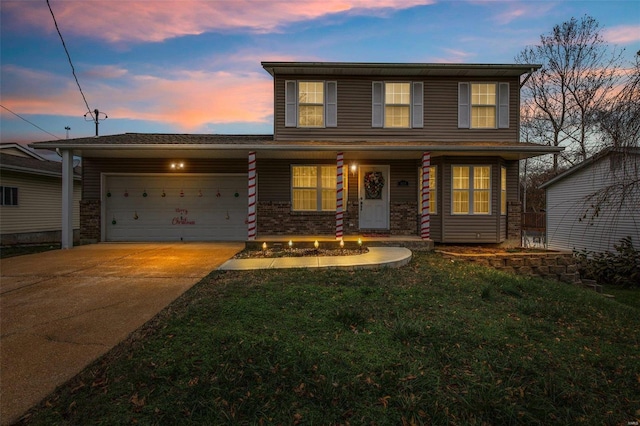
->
61, 149, 74, 249
336, 152, 344, 240
421, 152, 430, 240
247, 151, 257, 240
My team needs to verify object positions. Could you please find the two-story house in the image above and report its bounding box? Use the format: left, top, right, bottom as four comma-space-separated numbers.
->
31, 62, 561, 248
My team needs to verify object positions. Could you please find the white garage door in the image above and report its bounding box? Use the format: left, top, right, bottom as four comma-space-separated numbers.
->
104, 174, 248, 241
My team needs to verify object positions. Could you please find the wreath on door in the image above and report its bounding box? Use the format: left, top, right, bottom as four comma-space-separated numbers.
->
364, 171, 385, 199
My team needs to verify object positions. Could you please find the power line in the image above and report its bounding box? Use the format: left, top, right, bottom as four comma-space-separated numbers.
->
0, 104, 62, 140
46, 0, 94, 122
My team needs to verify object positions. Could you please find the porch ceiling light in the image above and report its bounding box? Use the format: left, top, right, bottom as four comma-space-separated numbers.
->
350, 164, 357, 176
170, 162, 185, 170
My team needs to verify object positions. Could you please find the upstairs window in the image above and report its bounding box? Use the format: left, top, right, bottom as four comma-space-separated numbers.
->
385, 83, 410, 128
292, 165, 337, 211
0, 186, 18, 206
458, 82, 509, 129
471, 83, 496, 128
285, 81, 337, 128
298, 82, 324, 127
372, 81, 423, 128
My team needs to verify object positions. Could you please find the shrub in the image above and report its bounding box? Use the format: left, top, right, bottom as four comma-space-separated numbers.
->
574, 236, 640, 288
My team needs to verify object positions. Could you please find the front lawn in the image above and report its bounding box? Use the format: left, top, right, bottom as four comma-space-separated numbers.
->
20, 252, 639, 425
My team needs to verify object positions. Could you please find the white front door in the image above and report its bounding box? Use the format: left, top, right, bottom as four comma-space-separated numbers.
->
359, 165, 389, 230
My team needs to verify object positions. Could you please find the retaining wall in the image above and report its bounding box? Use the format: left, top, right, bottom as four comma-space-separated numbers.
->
437, 250, 581, 284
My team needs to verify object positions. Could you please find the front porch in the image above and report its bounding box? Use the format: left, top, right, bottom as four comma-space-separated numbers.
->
246, 234, 434, 251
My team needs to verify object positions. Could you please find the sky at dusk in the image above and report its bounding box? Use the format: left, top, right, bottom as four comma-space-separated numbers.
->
1, 0, 639, 145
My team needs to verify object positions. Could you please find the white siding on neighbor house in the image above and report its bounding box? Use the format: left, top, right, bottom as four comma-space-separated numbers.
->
0, 171, 80, 234
546, 155, 640, 253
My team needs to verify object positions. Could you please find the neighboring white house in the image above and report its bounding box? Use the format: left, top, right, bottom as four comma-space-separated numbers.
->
541, 148, 639, 253
0, 143, 81, 245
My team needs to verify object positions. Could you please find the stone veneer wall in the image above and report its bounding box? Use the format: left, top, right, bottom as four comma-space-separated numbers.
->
438, 251, 581, 284
80, 199, 101, 244
257, 201, 337, 235
390, 202, 419, 236
507, 201, 522, 242
257, 201, 419, 236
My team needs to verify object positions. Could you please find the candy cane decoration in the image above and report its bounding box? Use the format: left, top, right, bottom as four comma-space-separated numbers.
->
421, 152, 430, 240
336, 152, 344, 240
247, 151, 257, 240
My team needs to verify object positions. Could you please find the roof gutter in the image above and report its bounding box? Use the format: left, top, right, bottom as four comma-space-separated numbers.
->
29, 142, 563, 153
0, 164, 81, 180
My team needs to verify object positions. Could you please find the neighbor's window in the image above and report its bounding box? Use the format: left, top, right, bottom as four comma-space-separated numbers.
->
385, 82, 410, 128
452, 166, 491, 214
501, 167, 507, 215
471, 83, 497, 128
298, 82, 324, 127
0, 186, 18, 206
292, 165, 337, 211
418, 165, 437, 214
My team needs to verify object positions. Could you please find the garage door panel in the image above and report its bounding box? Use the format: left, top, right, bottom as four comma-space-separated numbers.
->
105, 175, 247, 241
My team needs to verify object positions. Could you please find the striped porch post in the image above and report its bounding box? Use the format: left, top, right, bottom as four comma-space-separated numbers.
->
421, 152, 430, 240
247, 151, 257, 240
336, 152, 344, 240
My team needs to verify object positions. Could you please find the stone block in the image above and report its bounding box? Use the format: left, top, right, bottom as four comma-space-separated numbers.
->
560, 272, 580, 283
533, 265, 550, 275
473, 258, 490, 267
524, 257, 542, 267
556, 255, 573, 266
566, 264, 579, 273
516, 266, 533, 275
489, 258, 506, 268
549, 265, 567, 275
506, 258, 524, 268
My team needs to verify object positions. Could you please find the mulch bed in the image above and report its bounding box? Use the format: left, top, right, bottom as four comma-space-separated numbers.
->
234, 247, 369, 259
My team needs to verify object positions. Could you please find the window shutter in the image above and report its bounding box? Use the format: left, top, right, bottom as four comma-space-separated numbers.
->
498, 82, 509, 128
458, 82, 470, 128
412, 81, 424, 128
285, 80, 297, 127
372, 81, 383, 128
326, 81, 337, 127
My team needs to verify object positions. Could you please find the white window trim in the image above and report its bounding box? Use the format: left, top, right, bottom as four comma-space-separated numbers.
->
291, 165, 337, 212
458, 82, 509, 129
285, 80, 337, 129
372, 81, 423, 129
451, 165, 492, 215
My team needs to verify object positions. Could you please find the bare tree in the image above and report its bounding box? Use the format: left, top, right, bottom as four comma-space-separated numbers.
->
582, 52, 640, 224
516, 15, 623, 172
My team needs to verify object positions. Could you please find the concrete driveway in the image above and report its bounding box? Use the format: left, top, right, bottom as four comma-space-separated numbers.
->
0, 242, 243, 425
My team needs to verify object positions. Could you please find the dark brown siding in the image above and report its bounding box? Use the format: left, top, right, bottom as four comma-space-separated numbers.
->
274, 75, 521, 142
439, 157, 506, 243
83, 158, 246, 199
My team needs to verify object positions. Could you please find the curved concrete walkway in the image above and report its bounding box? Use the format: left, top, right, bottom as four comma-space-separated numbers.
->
0, 243, 244, 425
218, 247, 412, 270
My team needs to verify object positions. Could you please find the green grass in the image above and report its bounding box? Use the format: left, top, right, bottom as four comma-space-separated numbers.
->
20, 253, 640, 425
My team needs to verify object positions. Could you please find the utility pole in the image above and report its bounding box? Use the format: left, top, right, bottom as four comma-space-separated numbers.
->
65, 126, 70, 139
84, 109, 108, 136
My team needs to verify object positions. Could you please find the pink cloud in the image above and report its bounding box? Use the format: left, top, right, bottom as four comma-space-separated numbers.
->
4, 0, 434, 44
81, 66, 128, 80
603, 25, 640, 44
1, 64, 273, 132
